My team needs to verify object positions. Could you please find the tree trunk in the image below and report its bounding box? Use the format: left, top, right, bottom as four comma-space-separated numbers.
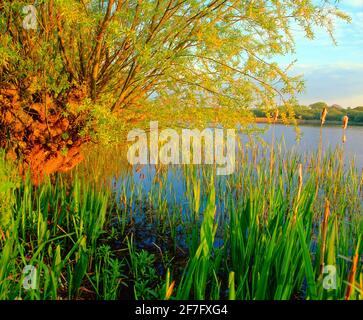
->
0, 84, 90, 185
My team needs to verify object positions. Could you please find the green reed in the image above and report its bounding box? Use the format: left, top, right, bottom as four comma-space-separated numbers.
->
0, 134, 362, 300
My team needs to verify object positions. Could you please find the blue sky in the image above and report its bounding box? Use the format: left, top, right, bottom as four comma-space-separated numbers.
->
282, 0, 363, 108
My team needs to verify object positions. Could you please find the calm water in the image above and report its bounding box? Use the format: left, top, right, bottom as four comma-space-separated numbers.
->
111, 123, 363, 249
255, 123, 363, 170
113, 123, 363, 207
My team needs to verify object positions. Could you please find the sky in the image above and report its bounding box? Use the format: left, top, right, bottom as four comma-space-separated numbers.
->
281, 0, 363, 108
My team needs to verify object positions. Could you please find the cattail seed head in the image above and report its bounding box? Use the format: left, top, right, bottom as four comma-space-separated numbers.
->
293, 163, 303, 224
323, 199, 330, 224
298, 163, 303, 187
343, 134, 347, 144
319, 199, 330, 275
343, 116, 349, 130
346, 250, 359, 300
165, 281, 175, 300
321, 108, 328, 125
273, 109, 279, 122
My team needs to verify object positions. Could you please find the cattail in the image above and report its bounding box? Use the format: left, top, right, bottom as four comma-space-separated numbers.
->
293, 164, 303, 223
165, 281, 175, 300
319, 199, 330, 275
342, 116, 349, 144
297, 163, 303, 201
298, 163, 303, 187
273, 109, 279, 123
321, 108, 328, 125
345, 250, 359, 300
342, 116, 349, 130
342, 134, 347, 144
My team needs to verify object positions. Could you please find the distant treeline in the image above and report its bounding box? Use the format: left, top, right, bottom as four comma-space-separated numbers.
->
253, 102, 363, 124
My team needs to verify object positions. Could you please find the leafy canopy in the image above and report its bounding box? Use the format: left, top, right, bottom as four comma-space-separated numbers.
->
1, 1, 349, 123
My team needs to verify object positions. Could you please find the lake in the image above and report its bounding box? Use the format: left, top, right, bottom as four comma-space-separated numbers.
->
107, 122, 363, 257
110, 123, 363, 209
255, 123, 363, 170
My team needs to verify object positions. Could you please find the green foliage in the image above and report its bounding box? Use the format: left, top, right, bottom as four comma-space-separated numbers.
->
0, 139, 363, 300
92, 245, 125, 300
0, 165, 114, 300
128, 238, 161, 300
1, 0, 350, 114
0, 150, 20, 228
254, 103, 363, 124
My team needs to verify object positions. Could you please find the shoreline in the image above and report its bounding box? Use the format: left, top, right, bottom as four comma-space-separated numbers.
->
255, 117, 363, 126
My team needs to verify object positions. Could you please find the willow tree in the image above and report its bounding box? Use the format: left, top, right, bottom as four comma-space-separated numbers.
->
0, 0, 349, 179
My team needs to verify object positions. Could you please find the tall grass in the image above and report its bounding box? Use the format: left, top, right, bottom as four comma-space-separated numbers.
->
0, 154, 116, 299
0, 131, 362, 300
